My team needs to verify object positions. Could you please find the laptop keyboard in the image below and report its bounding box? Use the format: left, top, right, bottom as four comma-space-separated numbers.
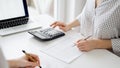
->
0, 20, 41, 36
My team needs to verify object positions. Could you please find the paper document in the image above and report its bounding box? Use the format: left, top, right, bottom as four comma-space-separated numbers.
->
40, 33, 84, 63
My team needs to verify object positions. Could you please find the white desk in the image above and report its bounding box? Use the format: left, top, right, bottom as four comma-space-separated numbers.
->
0, 8, 120, 68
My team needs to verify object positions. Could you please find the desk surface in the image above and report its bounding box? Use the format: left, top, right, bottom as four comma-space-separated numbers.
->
0, 7, 120, 68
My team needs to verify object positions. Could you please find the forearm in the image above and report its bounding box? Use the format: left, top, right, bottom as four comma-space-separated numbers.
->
67, 19, 80, 29
95, 39, 112, 49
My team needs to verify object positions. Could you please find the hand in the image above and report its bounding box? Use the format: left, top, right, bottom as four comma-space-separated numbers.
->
75, 38, 112, 52
8, 54, 40, 68
50, 21, 71, 32
75, 39, 97, 52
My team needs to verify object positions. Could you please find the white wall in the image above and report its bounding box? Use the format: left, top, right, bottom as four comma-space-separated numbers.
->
54, 0, 66, 22
27, 0, 87, 23
55, 0, 87, 23
66, 0, 75, 23
74, 0, 87, 17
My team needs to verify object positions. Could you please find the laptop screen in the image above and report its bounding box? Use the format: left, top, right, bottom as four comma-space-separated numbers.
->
0, 0, 28, 20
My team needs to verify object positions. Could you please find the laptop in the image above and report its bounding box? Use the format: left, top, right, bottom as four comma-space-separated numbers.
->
0, 0, 41, 36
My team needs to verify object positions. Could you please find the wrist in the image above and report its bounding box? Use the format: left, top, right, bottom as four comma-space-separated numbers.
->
67, 19, 80, 30
95, 39, 112, 49
67, 24, 72, 30
95, 40, 102, 49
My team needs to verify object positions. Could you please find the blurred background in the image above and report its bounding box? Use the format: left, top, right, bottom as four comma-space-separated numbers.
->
26, 0, 86, 23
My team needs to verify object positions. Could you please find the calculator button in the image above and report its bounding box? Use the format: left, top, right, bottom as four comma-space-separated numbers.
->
28, 28, 65, 41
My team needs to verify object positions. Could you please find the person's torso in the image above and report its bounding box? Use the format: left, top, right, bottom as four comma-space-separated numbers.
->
80, 0, 120, 39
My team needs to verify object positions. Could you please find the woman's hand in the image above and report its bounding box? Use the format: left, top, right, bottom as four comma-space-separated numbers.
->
75, 39, 112, 52
50, 21, 71, 32
75, 39, 97, 52
8, 54, 40, 68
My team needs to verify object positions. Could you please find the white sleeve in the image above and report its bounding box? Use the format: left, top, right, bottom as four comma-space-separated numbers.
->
111, 39, 120, 57
0, 47, 9, 68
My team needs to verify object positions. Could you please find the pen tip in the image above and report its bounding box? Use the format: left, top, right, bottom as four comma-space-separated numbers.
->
39, 66, 42, 68
22, 50, 25, 53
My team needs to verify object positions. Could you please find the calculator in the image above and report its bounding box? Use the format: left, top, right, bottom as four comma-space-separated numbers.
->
28, 28, 65, 41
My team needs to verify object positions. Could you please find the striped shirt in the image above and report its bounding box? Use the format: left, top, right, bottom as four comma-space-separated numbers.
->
77, 0, 120, 56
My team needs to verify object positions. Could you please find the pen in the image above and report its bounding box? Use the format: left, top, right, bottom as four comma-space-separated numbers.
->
83, 35, 91, 40
22, 50, 42, 68
73, 35, 92, 47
